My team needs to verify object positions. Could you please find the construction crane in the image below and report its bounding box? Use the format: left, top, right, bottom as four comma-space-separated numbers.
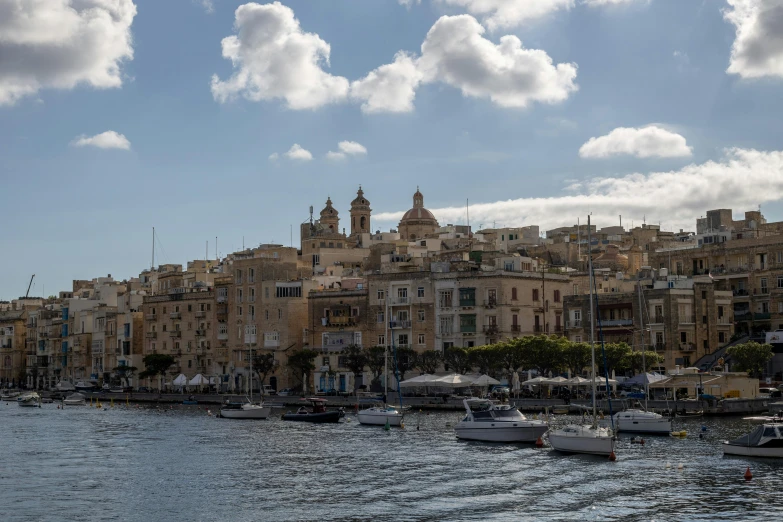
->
25, 274, 35, 298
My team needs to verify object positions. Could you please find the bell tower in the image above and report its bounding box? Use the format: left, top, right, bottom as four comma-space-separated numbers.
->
350, 186, 371, 237
319, 197, 339, 234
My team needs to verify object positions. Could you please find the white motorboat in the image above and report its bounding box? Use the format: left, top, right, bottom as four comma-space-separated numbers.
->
63, 393, 87, 406
357, 403, 404, 427
55, 381, 76, 393
17, 392, 41, 407
1, 391, 20, 401
611, 409, 672, 434
548, 425, 615, 455
455, 398, 548, 442
724, 423, 783, 458
74, 381, 98, 393
220, 399, 272, 419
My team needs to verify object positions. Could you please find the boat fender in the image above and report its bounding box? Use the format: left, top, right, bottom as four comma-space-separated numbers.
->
609, 451, 617, 462
535, 437, 544, 448
744, 467, 752, 481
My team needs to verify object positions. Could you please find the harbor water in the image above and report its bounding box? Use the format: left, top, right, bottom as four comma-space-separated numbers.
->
1, 402, 781, 522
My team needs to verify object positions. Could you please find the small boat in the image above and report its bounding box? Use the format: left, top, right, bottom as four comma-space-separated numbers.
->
357, 401, 404, 427
548, 424, 615, 455
219, 396, 271, 419
724, 423, 783, 458
63, 393, 87, 406
552, 405, 570, 415
0, 391, 20, 401
74, 381, 98, 393
455, 398, 548, 443
55, 381, 76, 393
17, 392, 41, 407
282, 398, 343, 423
183, 395, 198, 405
610, 409, 672, 434
41, 397, 54, 404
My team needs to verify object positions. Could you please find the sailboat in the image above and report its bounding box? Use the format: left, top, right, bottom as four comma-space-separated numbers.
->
610, 280, 672, 434
357, 302, 403, 427
548, 215, 615, 457
220, 346, 271, 419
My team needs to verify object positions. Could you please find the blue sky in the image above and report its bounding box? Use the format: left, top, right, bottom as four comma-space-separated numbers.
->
2, 0, 783, 299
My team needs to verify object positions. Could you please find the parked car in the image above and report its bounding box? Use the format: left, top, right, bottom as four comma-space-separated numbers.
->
137, 386, 151, 393
262, 385, 276, 395
277, 388, 294, 396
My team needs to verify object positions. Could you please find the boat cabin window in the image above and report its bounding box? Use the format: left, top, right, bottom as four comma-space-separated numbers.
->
763, 427, 779, 438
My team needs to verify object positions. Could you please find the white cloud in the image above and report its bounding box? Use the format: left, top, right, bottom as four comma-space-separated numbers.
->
350, 52, 423, 113
416, 15, 578, 108
71, 131, 131, 150
579, 126, 692, 159
201, 0, 214, 14
0, 0, 137, 106
724, 0, 783, 79
437, 0, 574, 30
374, 148, 783, 233
268, 152, 279, 161
398, 0, 421, 7
326, 140, 368, 160
284, 144, 313, 161
583, 0, 649, 6
211, 2, 349, 109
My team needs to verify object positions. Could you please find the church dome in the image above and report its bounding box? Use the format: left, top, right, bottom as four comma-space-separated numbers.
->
401, 207, 437, 221
351, 186, 370, 207
398, 187, 438, 240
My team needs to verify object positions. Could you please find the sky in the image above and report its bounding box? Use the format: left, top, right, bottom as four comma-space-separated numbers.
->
2, 0, 783, 300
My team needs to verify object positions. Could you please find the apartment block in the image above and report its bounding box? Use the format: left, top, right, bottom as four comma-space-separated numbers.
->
0, 310, 28, 386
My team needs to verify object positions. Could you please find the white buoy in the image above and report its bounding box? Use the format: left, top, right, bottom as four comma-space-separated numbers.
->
665, 462, 671, 469
677, 463, 684, 470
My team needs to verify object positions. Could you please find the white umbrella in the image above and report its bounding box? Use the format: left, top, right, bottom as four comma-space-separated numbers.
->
189, 374, 209, 386
172, 374, 187, 386
542, 376, 568, 385
432, 373, 475, 387
512, 372, 520, 393
565, 376, 591, 386
399, 374, 441, 387
471, 374, 501, 386
521, 376, 550, 385
302, 372, 308, 395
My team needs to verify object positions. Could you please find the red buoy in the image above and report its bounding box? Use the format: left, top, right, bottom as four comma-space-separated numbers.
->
535, 437, 544, 448
744, 467, 752, 481
609, 451, 617, 461
640, 438, 645, 445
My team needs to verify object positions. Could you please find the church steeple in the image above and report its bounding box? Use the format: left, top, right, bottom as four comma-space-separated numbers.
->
320, 196, 339, 234
413, 186, 424, 209
350, 185, 371, 236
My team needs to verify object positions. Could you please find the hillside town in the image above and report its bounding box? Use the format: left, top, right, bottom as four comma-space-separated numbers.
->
2, 188, 782, 394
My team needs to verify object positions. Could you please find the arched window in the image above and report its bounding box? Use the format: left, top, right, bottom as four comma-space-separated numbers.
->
511, 287, 517, 300
360, 216, 366, 229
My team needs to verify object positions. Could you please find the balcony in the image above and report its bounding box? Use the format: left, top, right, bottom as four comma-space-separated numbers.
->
717, 316, 731, 325
678, 315, 696, 324
511, 325, 520, 332
734, 310, 752, 320
217, 295, 228, 303
195, 311, 206, 318
216, 305, 228, 317
567, 319, 582, 329
459, 299, 476, 307
534, 325, 543, 333
324, 316, 358, 327
554, 325, 563, 333
248, 296, 256, 303
388, 296, 409, 306
460, 325, 477, 334
754, 312, 771, 320
600, 319, 634, 327
649, 315, 665, 324
145, 314, 156, 321
484, 298, 497, 309
679, 343, 695, 352
217, 332, 228, 341
145, 332, 157, 339
653, 343, 666, 352
169, 331, 181, 338
195, 329, 207, 337
482, 324, 499, 335
388, 320, 412, 329
170, 312, 181, 320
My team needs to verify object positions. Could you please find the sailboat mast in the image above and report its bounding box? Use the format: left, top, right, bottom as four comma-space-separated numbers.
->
151, 227, 155, 270
385, 296, 389, 406
249, 346, 253, 402
588, 215, 597, 425
637, 279, 648, 410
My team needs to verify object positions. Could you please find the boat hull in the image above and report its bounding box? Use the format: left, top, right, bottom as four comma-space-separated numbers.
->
614, 417, 672, 434
548, 426, 615, 456
18, 400, 39, 407
357, 411, 404, 426
455, 423, 548, 443
282, 411, 342, 423
220, 405, 271, 419
723, 443, 783, 458
63, 400, 86, 406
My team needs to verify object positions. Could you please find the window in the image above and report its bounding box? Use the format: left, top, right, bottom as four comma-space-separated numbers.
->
236, 288, 243, 302
511, 287, 517, 300
702, 290, 707, 299
276, 286, 303, 298
761, 278, 768, 294
249, 305, 255, 320
460, 314, 477, 333
532, 289, 539, 301
459, 288, 476, 307
397, 287, 408, 299
397, 310, 409, 322
487, 315, 497, 326
398, 334, 409, 347
575, 336, 582, 342
377, 312, 384, 323
440, 316, 453, 335
418, 310, 425, 322
188, 360, 192, 368
779, 302, 783, 314
418, 334, 425, 345
702, 315, 707, 324
762, 302, 770, 313
322, 357, 329, 367
719, 332, 726, 343
573, 284, 579, 295
237, 306, 243, 317
265, 310, 269, 320
235, 269, 242, 284
573, 310, 581, 323
680, 331, 687, 344
378, 335, 385, 346
718, 306, 724, 318
778, 276, 783, 289
377, 289, 385, 301
278, 309, 282, 319
438, 290, 452, 308
553, 290, 561, 303
249, 268, 255, 283
265, 287, 269, 299
418, 287, 425, 298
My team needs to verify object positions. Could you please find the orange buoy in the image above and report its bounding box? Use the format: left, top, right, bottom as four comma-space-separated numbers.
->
744, 467, 752, 481
609, 451, 617, 461
535, 437, 544, 448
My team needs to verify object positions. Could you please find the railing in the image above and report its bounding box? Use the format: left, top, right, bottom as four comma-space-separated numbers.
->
217, 295, 228, 303
217, 332, 228, 341
195, 311, 206, 318
484, 298, 497, 308
511, 325, 520, 332
534, 325, 543, 333
460, 325, 477, 333
717, 316, 731, 324
679, 343, 695, 351
755, 312, 771, 320
388, 297, 409, 306
733, 289, 749, 297
653, 343, 666, 351
601, 319, 634, 327
678, 315, 696, 324
554, 325, 563, 333
326, 316, 357, 327
389, 320, 412, 329
568, 320, 582, 328
482, 324, 499, 335
145, 314, 156, 321
459, 299, 476, 307
170, 312, 181, 319
649, 315, 665, 324
169, 331, 181, 338
248, 296, 256, 303
734, 310, 752, 320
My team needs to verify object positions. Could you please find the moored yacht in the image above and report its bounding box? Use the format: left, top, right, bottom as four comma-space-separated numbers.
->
724, 423, 783, 458
17, 392, 41, 407
611, 409, 672, 434
548, 425, 615, 455
357, 402, 404, 427
455, 398, 548, 443
219, 397, 271, 419
63, 393, 87, 406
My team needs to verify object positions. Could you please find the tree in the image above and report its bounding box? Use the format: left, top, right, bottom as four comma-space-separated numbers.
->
394, 346, 417, 380
414, 350, 442, 374
562, 342, 592, 377
526, 336, 565, 377
112, 366, 138, 388
286, 349, 319, 390
443, 347, 473, 374
468, 345, 503, 376
727, 342, 774, 378
252, 352, 277, 396
139, 354, 176, 393
597, 342, 632, 375
624, 351, 664, 375
498, 338, 527, 376
342, 344, 368, 393
366, 346, 386, 387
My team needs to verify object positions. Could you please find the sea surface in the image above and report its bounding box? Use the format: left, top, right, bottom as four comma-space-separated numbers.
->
0, 400, 780, 522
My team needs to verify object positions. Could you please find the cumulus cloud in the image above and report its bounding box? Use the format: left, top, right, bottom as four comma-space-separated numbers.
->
583, 0, 649, 6
350, 52, 423, 113
268, 152, 279, 161
70, 131, 131, 150
578, 126, 692, 159
326, 140, 368, 160
0, 0, 137, 106
724, 0, 783, 79
211, 2, 349, 109
374, 148, 783, 233
201, 0, 214, 14
438, 0, 574, 30
416, 15, 578, 108
399, 0, 421, 7
283, 144, 313, 161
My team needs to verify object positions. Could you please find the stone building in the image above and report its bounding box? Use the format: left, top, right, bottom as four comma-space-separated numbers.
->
398, 188, 439, 241
350, 186, 371, 237
564, 278, 734, 370
0, 310, 28, 386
